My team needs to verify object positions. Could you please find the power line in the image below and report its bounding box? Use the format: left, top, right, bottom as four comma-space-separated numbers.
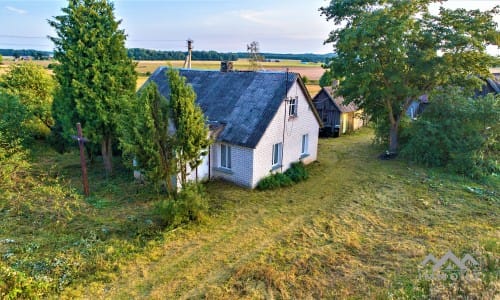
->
0, 34, 48, 39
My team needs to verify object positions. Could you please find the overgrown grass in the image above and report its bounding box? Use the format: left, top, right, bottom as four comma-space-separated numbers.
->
1, 129, 498, 298
0, 142, 164, 297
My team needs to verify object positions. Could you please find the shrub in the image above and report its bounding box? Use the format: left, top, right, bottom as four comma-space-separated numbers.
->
0, 263, 51, 299
155, 183, 209, 228
257, 162, 309, 190
284, 162, 309, 182
401, 89, 499, 179
0, 93, 30, 190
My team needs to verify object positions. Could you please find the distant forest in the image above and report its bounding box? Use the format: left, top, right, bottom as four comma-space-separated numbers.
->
0, 48, 334, 63
127, 48, 333, 63
0, 49, 52, 59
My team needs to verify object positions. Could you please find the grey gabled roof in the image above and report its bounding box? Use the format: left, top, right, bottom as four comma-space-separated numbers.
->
147, 67, 303, 148
313, 87, 359, 113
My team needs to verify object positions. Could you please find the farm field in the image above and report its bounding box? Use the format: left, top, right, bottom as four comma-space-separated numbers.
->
2, 128, 497, 298
136, 59, 324, 94
1, 58, 324, 95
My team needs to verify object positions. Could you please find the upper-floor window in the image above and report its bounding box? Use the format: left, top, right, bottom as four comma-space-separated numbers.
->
288, 97, 297, 117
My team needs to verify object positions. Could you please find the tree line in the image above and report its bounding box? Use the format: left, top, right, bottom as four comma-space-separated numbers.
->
0, 48, 333, 63
0, 49, 52, 60
127, 48, 332, 63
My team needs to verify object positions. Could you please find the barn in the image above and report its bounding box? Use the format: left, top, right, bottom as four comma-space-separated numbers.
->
312, 86, 364, 137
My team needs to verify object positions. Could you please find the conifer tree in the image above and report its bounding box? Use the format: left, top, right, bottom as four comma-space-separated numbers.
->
167, 68, 210, 186
49, 0, 137, 174
119, 69, 210, 193
119, 82, 176, 193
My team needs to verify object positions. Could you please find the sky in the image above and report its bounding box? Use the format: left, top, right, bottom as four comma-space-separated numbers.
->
0, 0, 498, 54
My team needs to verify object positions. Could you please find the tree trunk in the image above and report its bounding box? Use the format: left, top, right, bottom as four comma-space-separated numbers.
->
101, 136, 113, 175
389, 122, 399, 153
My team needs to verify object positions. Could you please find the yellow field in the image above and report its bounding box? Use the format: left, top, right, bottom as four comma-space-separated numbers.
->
1, 58, 324, 95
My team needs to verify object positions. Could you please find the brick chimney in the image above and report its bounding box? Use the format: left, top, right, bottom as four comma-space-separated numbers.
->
220, 61, 233, 72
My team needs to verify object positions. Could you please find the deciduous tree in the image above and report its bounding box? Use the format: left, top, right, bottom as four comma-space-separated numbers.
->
321, 0, 499, 152
49, 0, 137, 174
0, 62, 56, 133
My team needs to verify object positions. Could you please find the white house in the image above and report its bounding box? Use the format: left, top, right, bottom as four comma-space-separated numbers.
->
146, 66, 322, 188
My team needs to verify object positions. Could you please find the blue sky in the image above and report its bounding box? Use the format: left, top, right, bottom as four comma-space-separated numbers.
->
0, 0, 498, 54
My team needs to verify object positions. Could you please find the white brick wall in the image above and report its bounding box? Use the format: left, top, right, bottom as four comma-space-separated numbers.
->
210, 142, 254, 187
252, 80, 319, 188
205, 79, 319, 189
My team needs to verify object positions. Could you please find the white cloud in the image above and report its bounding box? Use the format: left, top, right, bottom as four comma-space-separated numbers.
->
6, 6, 27, 15
236, 10, 276, 26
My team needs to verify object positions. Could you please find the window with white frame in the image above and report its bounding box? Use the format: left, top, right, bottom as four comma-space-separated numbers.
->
272, 143, 282, 167
220, 144, 231, 169
301, 134, 309, 155
288, 97, 297, 117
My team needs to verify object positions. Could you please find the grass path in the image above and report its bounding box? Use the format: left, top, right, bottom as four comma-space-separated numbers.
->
64, 129, 498, 299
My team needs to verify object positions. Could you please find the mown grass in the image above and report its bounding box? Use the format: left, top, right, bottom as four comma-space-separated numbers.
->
1, 129, 498, 298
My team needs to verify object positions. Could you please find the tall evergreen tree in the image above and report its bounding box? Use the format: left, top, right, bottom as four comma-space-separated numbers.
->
118, 69, 210, 193
167, 68, 210, 187
48, 0, 137, 174
118, 82, 176, 193
321, 0, 499, 153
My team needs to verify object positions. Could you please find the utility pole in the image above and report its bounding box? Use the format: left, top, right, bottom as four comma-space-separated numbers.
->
72, 123, 90, 196
183, 39, 193, 69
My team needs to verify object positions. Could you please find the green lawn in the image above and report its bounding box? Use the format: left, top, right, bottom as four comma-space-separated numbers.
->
1, 128, 498, 299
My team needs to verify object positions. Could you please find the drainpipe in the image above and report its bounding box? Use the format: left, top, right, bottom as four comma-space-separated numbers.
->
281, 69, 289, 173
208, 144, 211, 180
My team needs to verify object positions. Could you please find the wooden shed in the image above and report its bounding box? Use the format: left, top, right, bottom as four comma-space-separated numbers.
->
312, 87, 364, 137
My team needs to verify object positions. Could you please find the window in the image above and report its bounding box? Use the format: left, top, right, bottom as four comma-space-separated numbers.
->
301, 134, 309, 155
272, 143, 282, 167
288, 97, 297, 117
220, 144, 231, 169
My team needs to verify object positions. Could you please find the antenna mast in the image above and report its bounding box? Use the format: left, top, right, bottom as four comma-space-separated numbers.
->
183, 39, 193, 69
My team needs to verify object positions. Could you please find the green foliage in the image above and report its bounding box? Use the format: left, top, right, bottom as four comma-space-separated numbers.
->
49, 0, 137, 173
319, 69, 333, 88
373, 114, 413, 148
401, 89, 499, 179
0, 93, 30, 190
155, 183, 209, 228
284, 162, 309, 182
167, 68, 211, 187
0, 62, 56, 137
118, 82, 175, 192
0, 92, 29, 144
0, 54, 3, 64
301, 75, 309, 84
257, 162, 309, 190
0, 263, 51, 299
321, 0, 499, 152
119, 70, 210, 193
